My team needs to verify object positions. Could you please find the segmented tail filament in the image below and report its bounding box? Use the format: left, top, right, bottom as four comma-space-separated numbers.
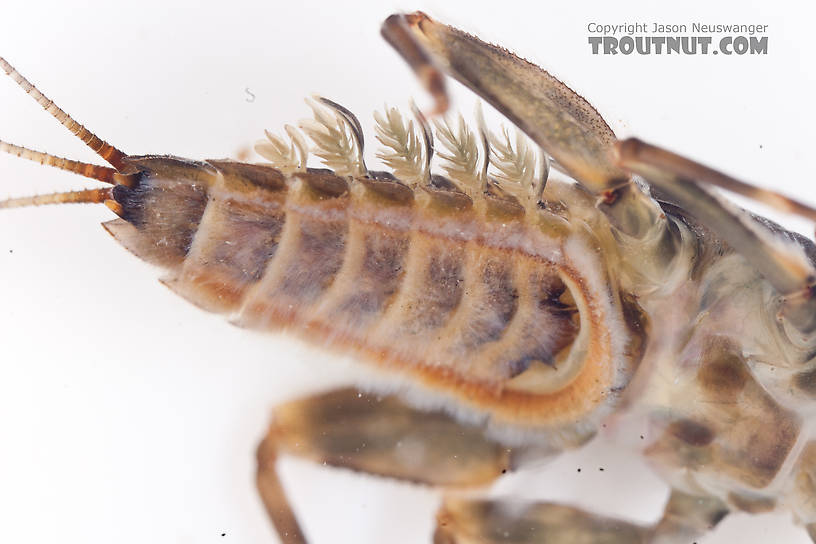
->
0, 56, 136, 210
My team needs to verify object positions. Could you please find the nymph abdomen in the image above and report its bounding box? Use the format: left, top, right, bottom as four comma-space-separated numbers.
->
105, 143, 636, 445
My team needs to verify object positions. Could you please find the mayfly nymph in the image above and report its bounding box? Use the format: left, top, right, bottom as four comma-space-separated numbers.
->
4, 10, 816, 544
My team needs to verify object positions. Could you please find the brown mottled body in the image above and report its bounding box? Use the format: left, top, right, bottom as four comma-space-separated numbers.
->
106, 156, 631, 441
103, 144, 816, 543
5, 9, 816, 544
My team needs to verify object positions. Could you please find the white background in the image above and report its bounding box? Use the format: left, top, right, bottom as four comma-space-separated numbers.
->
0, 0, 814, 542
